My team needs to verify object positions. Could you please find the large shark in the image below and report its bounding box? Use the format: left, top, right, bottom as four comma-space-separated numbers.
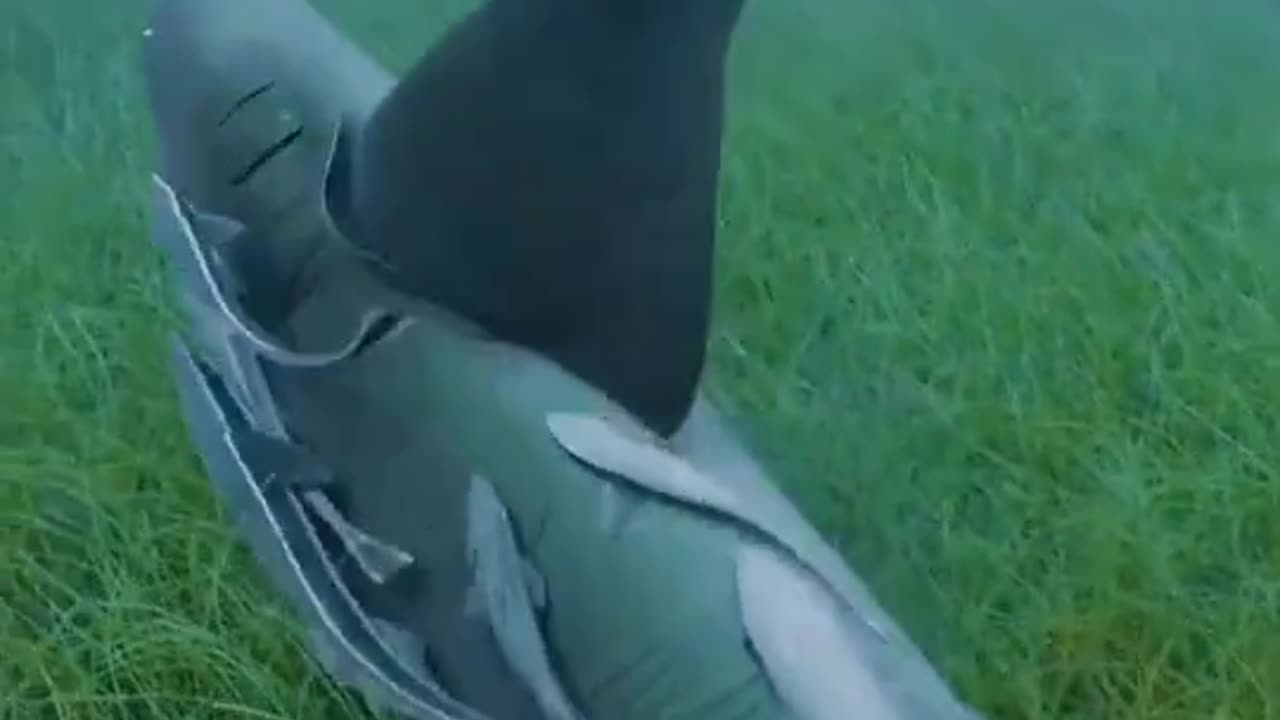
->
142, 0, 985, 717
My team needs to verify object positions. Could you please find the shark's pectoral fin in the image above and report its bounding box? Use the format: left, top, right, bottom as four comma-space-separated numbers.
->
547, 412, 742, 515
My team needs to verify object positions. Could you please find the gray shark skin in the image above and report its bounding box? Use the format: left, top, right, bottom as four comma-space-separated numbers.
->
142, 0, 987, 718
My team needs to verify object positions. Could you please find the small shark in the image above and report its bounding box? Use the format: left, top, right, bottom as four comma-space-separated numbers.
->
464, 475, 584, 720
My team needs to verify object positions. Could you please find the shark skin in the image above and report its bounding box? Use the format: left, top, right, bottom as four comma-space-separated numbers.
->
164, 339, 484, 720
142, 0, 987, 718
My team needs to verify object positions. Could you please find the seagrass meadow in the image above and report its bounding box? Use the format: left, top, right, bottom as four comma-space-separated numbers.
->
2, 0, 1279, 717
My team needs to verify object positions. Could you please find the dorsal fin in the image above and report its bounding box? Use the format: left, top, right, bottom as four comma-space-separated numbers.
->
343, 0, 748, 435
